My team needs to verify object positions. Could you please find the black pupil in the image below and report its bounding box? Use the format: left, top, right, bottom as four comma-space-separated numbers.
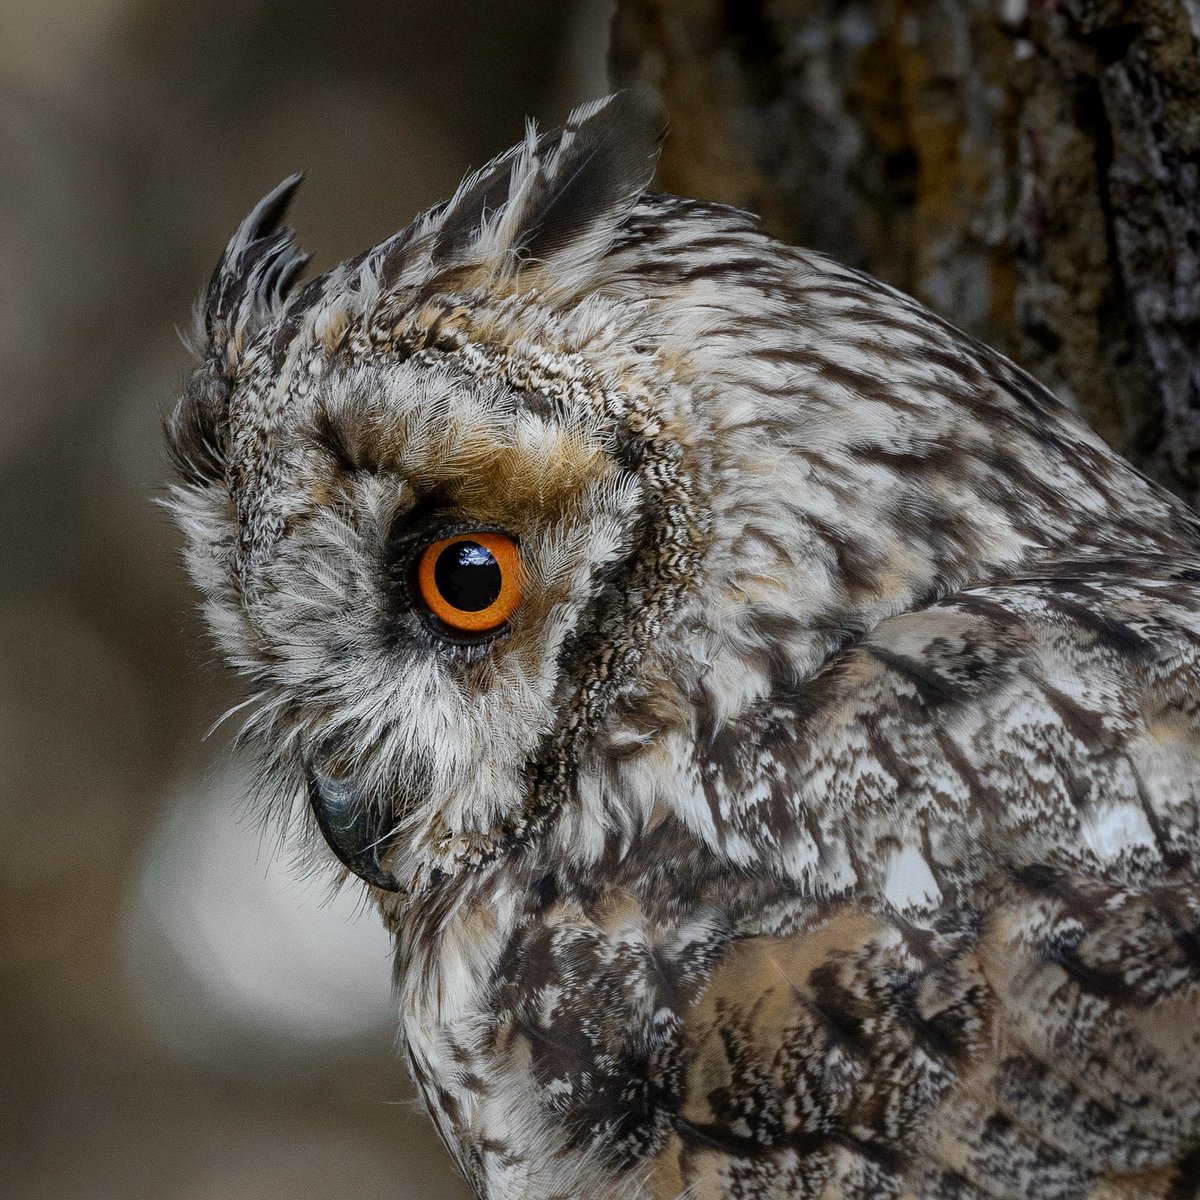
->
433, 540, 503, 612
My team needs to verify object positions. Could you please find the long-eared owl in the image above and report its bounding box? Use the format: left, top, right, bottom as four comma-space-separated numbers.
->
167, 93, 1200, 1199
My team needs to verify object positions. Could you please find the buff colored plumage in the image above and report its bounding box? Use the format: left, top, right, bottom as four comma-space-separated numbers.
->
167, 93, 1200, 1199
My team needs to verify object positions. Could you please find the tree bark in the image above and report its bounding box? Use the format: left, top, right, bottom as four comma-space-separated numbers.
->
610, 0, 1200, 505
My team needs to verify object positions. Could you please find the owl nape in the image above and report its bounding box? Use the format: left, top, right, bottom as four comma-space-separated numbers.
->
168, 93, 1200, 1200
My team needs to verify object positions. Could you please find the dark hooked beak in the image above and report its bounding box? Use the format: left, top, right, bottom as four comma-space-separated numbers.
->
306, 759, 402, 892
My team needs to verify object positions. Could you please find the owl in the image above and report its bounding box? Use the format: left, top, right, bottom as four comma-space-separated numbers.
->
167, 93, 1200, 1199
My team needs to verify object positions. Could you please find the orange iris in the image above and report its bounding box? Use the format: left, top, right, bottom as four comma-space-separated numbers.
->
416, 531, 522, 635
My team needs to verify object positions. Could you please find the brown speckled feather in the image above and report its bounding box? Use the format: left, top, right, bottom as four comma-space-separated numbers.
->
167, 95, 1200, 1198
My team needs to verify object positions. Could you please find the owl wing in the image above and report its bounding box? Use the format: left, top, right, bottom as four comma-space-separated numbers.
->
653, 553, 1200, 1198
697, 552, 1200, 896
653, 865, 1200, 1199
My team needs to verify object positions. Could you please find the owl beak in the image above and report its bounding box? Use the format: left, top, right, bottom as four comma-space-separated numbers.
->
306, 759, 402, 892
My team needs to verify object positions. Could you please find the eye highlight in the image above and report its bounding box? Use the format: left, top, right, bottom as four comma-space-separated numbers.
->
416, 531, 522, 636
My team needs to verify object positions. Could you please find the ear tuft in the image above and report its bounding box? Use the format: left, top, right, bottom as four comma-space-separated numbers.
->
429, 90, 664, 285
512, 88, 664, 263
203, 173, 311, 355
171, 175, 309, 488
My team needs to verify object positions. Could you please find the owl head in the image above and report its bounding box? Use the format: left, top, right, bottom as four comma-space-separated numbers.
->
168, 93, 1168, 898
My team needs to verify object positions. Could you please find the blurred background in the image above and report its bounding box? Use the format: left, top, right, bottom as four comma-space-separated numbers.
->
0, 2, 611, 1196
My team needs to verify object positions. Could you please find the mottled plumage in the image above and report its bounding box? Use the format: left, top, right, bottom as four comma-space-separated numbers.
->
167, 93, 1200, 1199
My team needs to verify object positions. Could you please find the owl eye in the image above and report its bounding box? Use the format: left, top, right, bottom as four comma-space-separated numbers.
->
415, 531, 523, 636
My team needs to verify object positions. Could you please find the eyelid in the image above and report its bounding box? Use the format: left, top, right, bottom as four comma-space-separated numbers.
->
383, 492, 460, 557
386, 492, 509, 557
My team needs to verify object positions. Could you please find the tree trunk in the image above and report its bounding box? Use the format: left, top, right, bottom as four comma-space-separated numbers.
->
610, 0, 1200, 506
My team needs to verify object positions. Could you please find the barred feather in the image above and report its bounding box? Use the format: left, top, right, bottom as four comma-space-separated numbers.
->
167, 95, 1200, 1199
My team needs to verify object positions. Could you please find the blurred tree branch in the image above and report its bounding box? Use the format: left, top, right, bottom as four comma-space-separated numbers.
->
611, 0, 1200, 506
